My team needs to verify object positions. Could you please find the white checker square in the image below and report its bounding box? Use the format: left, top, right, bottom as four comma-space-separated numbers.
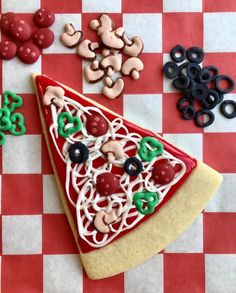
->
163, 133, 203, 160
2, 215, 42, 255
125, 255, 163, 293
43, 175, 64, 214
44, 14, 81, 54
2, 0, 40, 13
123, 14, 162, 53
165, 214, 203, 253
204, 94, 236, 133
124, 94, 162, 133
163, 0, 202, 12
205, 173, 236, 212
44, 255, 83, 293
3, 57, 41, 94
204, 13, 236, 52
82, 0, 121, 13
3, 135, 42, 174
205, 254, 236, 293
163, 54, 179, 93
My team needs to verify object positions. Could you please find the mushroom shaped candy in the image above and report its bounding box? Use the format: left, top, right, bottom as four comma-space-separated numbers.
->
121, 57, 144, 80
100, 54, 122, 76
84, 60, 105, 83
86, 114, 109, 136
77, 39, 99, 61
61, 23, 83, 48
43, 86, 65, 108
123, 36, 144, 57
101, 27, 125, 49
89, 14, 114, 36
102, 77, 125, 99
101, 140, 125, 163
94, 209, 117, 233
96, 172, 120, 196
152, 162, 175, 185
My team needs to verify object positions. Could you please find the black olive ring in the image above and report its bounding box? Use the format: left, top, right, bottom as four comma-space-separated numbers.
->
163, 61, 179, 79
170, 45, 186, 63
194, 109, 215, 128
215, 75, 235, 94
220, 100, 236, 119
68, 142, 89, 163
186, 47, 204, 64
124, 157, 143, 176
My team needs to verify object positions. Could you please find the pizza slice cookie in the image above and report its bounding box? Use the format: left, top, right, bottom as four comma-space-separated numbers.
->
33, 74, 222, 279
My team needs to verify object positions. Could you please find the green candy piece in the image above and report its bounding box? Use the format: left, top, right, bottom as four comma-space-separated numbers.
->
0, 108, 12, 131
138, 136, 163, 162
133, 191, 159, 215
0, 131, 6, 145
9, 113, 26, 136
58, 112, 82, 138
3, 91, 23, 113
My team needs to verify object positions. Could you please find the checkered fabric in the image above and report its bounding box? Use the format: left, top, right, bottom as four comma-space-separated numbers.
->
0, 0, 236, 292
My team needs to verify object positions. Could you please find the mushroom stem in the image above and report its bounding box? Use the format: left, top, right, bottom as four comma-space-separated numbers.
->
107, 152, 115, 163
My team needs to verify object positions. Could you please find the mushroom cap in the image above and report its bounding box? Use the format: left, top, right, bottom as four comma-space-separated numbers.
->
121, 57, 144, 77
102, 78, 125, 99
43, 86, 65, 106
101, 140, 125, 159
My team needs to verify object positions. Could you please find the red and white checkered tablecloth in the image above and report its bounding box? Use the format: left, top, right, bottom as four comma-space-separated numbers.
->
1, 0, 236, 292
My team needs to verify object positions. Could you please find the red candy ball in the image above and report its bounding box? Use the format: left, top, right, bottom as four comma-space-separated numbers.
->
9, 19, 32, 43
17, 42, 41, 64
33, 28, 54, 49
0, 12, 19, 35
86, 114, 109, 137
0, 40, 17, 60
34, 8, 55, 28
152, 162, 175, 185
96, 173, 119, 196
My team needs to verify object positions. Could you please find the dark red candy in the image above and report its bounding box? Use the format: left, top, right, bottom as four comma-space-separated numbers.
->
0, 12, 19, 35
86, 114, 109, 137
17, 42, 41, 64
33, 28, 54, 49
152, 162, 175, 185
0, 40, 17, 60
34, 8, 55, 28
96, 173, 119, 196
9, 19, 32, 43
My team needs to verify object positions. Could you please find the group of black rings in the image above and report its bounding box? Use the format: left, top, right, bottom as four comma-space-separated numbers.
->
164, 45, 236, 127
68, 142, 143, 176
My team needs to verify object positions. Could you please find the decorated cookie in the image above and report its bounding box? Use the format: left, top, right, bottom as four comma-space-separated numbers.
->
0, 12, 19, 35
77, 39, 99, 60
0, 40, 17, 60
33, 28, 54, 49
17, 42, 41, 64
9, 19, 32, 43
33, 74, 222, 280
61, 23, 83, 48
34, 8, 55, 28
121, 57, 144, 80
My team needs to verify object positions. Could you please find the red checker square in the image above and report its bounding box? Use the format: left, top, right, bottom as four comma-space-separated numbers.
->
203, 53, 236, 93
163, 93, 203, 133
163, 13, 203, 53
43, 214, 78, 254
2, 175, 43, 215
204, 213, 236, 253
42, 136, 53, 174
42, 54, 83, 93
122, 0, 162, 13
19, 94, 42, 134
1, 255, 43, 293
164, 254, 205, 293
83, 271, 124, 293
123, 53, 163, 94
82, 13, 123, 44
86, 93, 123, 116
41, 0, 82, 13
203, 0, 236, 12
203, 133, 236, 173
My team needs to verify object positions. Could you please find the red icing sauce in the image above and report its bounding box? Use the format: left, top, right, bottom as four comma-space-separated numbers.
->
35, 75, 197, 253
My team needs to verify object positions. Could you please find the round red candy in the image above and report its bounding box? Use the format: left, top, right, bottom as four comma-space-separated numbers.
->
17, 42, 41, 64
86, 114, 109, 137
152, 162, 175, 185
0, 12, 19, 35
34, 8, 55, 28
33, 28, 54, 49
0, 40, 17, 60
96, 173, 119, 196
9, 19, 32, 43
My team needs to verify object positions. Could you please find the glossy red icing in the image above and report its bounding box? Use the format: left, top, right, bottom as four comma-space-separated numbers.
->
35, 75, 197, 254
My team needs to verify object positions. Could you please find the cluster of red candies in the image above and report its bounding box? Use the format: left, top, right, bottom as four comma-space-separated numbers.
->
0, 8, 55, 64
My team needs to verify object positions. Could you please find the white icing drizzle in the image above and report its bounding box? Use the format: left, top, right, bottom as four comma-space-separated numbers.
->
48, 95, 186, 248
